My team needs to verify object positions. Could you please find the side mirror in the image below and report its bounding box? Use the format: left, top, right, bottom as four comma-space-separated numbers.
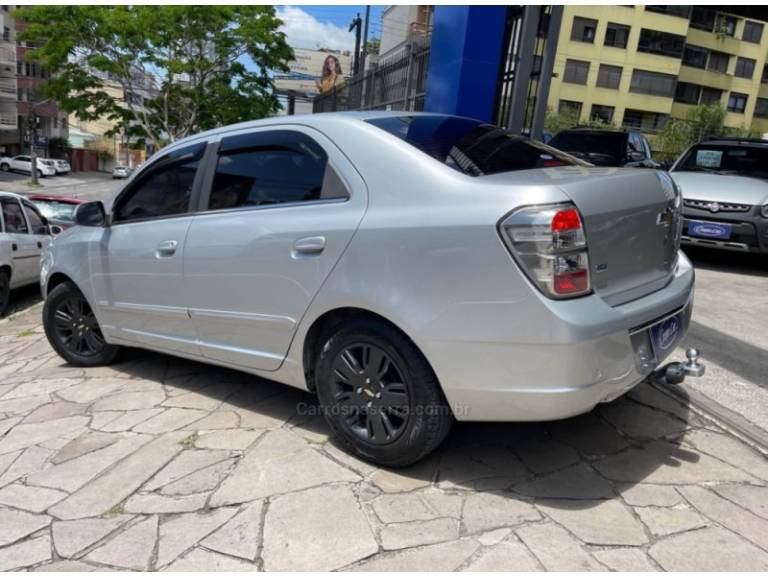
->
74, 201, 107, 227
49, 224, 63, 236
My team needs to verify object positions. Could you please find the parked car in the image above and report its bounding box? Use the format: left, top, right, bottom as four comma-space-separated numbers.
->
112, 165, 131, 179
0, 191, 53, 315
28, 194, 86, 231
40, 113, 698, 466
47, 158, 71, 175
548, 127, 661, 168
669, 138, 768, 253
0, 155, 57, 178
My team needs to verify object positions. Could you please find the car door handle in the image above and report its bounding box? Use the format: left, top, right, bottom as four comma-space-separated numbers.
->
156, 240, 178, 257
37, 241, 42, 249
11, 243, 17, 251
293, 236, 326, 256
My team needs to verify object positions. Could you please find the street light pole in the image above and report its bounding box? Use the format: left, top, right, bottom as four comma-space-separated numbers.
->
28, 97, 52, 185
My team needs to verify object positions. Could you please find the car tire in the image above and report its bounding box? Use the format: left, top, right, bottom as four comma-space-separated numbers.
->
0, 269, 10, 316
37, 170, 44, 179
0, 163, 8, 171
43, 281, 120, 366
315, 318, 453, 467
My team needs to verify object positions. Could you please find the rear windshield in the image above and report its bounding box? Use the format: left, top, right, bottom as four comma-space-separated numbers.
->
365, 116, 582, 176
674, 144, 768, 178
547, 131, 626, 164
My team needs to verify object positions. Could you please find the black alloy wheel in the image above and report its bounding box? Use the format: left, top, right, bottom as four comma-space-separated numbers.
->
330, 342, 410, 445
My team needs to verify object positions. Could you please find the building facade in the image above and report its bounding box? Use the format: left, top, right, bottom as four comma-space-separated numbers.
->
549, 6, 768, 133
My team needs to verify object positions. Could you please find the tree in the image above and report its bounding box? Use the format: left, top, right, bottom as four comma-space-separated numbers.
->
365, 38, 380, 55
15, 6, 293, 150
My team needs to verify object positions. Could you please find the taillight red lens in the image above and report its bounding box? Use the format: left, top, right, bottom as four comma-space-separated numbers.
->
551, 208, 581, 232
554, 269, 589, 294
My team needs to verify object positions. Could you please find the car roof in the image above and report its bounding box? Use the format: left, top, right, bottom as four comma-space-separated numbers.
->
0, 191, 24, 200
700, 137, 768, 147
161, 111, 479, 155
556, 126, 631, 134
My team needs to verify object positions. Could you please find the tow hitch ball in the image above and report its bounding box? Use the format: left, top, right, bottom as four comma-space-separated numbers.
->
654, 348, 706, 385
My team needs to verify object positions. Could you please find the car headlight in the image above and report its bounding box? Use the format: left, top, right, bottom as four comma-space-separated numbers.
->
761, 204, 768, 218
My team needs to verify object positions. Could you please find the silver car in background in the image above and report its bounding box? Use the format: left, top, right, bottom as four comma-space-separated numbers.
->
40, 113, 696, 466
670, 138, 768, 253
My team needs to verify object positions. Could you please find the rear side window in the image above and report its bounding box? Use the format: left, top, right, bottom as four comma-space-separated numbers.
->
1, 198, 28, 233
208, 130, 346, 210
366, 116, 582, 176
547, 131, 626, 163
113, 143, 205, 223
22, 201, 48, 234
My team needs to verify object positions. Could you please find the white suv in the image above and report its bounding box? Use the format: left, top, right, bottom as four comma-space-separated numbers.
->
0, 155, 57, 178
0, 192, 52, 315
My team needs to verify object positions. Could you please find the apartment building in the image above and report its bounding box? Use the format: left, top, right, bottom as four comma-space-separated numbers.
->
0, 5, 16, 151
548, 6, 768, 133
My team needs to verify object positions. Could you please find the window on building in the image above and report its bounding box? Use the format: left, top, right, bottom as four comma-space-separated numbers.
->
682, 44, 708, 69
113, 143, 205, 222
590, 104, 615, 124
700, 87, 722, 106
208, 131, 338, 210
734, 57, 756, 79
604, 22, 630, 48
689, 7, 716, 31
763, 65, 768, 84
674, 82, 702, 105
637, 29, 686, 58
707, 51, 729, 74
15, 60, 21, 75
53, 117, 58, 129
24, 62, 30, 76
645, 6, 691, 18
596, 64, 622, 89
571, 17, 598, 43
563, 59, 590, 85
717, 15, 737, 37
727, 92, 747, 113
755, 98, 768, 118
1, 6, 8, 12
742, 21, 764, 43
622, 109, 668, 131
2, 27, 9, 42
558, 100, 583, 117
62, 117, 67, 129
629, 69, 677, 97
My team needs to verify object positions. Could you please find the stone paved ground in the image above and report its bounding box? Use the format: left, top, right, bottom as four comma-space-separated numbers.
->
1, 304, 768, 572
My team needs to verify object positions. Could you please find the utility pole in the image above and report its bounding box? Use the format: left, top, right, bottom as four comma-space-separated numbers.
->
361, 6, 371, 74
349, 12, 362, 76
29, 108, 39, 185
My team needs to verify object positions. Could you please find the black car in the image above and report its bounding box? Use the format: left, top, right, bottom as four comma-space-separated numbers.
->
548, 127, 660, 168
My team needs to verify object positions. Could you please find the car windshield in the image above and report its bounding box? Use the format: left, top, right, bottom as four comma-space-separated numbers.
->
365, 116, 584, 176
32, 200, 77, 222
547, 131, 626, 164
674, 144, 768, 178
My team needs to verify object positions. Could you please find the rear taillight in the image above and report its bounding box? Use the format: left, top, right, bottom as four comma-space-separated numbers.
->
499, 203, 591, 299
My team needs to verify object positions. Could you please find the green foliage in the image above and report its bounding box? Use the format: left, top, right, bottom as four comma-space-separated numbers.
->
47, 136, 71, 159
15, 6, 293, 149
365, 37, 380, 55
544, 107, 615, 136
655, 104, 761, 162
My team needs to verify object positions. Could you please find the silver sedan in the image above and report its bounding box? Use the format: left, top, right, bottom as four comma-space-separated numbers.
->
40, 112, 696, 466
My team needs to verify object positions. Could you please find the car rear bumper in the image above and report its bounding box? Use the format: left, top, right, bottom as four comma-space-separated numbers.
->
417, 252, 695, 422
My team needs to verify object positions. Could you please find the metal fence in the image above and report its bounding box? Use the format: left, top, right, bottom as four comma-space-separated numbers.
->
313, 37, 431, 113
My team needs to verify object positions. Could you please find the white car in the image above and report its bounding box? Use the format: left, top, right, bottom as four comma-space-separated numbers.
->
0, 155, 57, 178
46, 158, 71, 175
112, 165, 131, 179
40, 112, 701, 466
0, 191, 53, 315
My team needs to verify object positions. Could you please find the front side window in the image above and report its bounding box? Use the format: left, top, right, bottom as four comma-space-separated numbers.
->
735, 57, 756, 79
113, 143, 204, 223
1, 198, 28, 233
208, 130, 340, 210
22, 201, 47, 234
604, 23, 630, 48
571, 17, 597, 43
629, 69, 677, 97
366, 116, 585, 177
727, 92, 748, 114
563, 59, 590, 85
596, 64, 622, 89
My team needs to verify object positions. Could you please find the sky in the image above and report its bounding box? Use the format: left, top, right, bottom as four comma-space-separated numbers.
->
276, 5, 386, 53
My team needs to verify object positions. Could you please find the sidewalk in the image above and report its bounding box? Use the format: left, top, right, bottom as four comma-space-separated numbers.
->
1, 304, 767, 571
0, 172, 113, 195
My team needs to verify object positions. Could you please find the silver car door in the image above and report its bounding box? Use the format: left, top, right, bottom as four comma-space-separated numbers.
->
90, 142, 207, 354
184, 127, 367, 371
21, 199, 51, 280
0, 197, 36, 285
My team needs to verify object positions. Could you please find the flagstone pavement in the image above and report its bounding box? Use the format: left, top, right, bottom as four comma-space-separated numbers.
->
1, 304, 767, 571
